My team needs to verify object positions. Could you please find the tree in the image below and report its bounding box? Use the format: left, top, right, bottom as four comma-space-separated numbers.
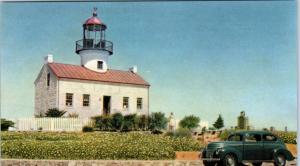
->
179, 115, 200, 130
213, 114, 224, 129
45, 108, 66, 117
1, 119, 15, 131
149, 112, 168, 131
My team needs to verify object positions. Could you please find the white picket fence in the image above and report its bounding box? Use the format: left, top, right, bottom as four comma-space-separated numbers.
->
16, 118, 94, 131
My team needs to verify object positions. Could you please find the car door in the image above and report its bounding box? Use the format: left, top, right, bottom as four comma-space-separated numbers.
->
262, 134, 278, 160
243, 133, 263, 161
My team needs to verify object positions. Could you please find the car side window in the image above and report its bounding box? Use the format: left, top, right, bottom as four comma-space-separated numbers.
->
263, 134, 277, 142
244, 133, 261, 142
228, 134, 242, 141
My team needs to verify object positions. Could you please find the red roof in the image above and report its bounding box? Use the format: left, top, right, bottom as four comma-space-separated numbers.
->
84, 16, 102, 25
48, 63, 150, 87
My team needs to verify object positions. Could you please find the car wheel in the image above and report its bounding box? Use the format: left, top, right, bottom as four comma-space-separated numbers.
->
222, 154, 238, 166
274, 153, 286, 166
253, 162, 262, 166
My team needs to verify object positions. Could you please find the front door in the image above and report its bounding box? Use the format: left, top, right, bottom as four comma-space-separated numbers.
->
103, 96, 111, 115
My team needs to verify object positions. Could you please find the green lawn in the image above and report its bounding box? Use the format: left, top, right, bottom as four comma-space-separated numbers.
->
1, 132, 202, 160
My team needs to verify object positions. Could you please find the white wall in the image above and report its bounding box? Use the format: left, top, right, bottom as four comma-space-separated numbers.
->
58, 79, 149, 118
79, 50, 109, 73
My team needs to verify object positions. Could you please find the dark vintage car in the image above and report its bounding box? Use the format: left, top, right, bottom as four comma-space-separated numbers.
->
202, 131, 295, 166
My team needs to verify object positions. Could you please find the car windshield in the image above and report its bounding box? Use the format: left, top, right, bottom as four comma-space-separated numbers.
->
227, 134, 243, 141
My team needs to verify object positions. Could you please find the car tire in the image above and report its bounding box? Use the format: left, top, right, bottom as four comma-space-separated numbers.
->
253, 162, 262, 166
221, 154, 238, 166
274, 153, 286, 166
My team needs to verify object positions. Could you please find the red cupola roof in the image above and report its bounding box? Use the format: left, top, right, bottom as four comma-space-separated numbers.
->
83, 8, 105, 26
84, 16, 102, 25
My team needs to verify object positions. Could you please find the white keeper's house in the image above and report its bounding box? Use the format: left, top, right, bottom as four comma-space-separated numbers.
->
34, 9, 150, 118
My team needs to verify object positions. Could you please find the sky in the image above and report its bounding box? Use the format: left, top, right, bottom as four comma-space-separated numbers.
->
0, 1, 297, 131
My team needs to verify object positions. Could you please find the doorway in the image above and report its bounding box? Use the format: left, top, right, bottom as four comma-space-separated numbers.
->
103, 96, 111, 115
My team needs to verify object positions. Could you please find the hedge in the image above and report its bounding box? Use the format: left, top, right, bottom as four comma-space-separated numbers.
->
1, 132, 202, 160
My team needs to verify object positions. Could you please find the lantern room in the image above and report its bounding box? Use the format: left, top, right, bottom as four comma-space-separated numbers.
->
75, 8, 113, 55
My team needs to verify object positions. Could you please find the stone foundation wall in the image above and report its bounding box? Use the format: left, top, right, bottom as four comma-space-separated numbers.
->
1, 159, 202, 166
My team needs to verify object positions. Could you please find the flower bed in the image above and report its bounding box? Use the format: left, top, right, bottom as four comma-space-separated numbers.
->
1, 132, 202, 160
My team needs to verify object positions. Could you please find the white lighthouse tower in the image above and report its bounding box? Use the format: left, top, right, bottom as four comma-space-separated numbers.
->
75, 8, 113, 73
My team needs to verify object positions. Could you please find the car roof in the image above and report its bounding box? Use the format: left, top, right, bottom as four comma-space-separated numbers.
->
229, 130, 273, 135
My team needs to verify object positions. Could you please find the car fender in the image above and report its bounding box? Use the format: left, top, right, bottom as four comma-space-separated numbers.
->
273, 148, 295, 161
219, 147, 243, 162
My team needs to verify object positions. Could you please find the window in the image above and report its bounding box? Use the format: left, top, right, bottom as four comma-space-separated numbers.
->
97, 61, 103, 69
83, 94, 90, 107
66, 93, 73, 106
137, 98, 143, 109
47, 73, 50, 87
123, 97, 129, 109
263, 134, 277, 142
244, 133, 261, 142
228, 134, 243, 141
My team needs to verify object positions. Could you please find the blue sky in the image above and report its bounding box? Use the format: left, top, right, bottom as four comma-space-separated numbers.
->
1, 1, 297, 131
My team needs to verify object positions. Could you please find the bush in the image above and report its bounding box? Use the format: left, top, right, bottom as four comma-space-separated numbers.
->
68, 113, 79, 118
1, 119, 14, 131
45, 108, 66, 117
219, 129, 232, 140
179, 115, 200, 130
1, 132, 203, 160
149, 112, 167, 131
273, 131, 297, 144
111, 113, 123, 131
82, 126, 94, 132
165, 128, 192, 138
135, 115, 148, 130
122, 114, 136, 131
93, 115, 113, 131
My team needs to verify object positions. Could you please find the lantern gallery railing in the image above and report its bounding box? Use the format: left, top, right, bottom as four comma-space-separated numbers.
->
76, 39, 113, 55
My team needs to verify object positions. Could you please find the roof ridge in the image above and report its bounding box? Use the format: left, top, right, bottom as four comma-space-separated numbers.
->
50, 62, 133, 73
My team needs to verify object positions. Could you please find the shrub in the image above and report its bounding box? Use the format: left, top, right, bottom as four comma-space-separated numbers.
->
165, 128, 192, 138
111, 113, 123, 131
93, 115, 113, 131
174, 128, 192, 138
219, 129, 232, 140
1, 132, 203, 160
273, 131, 297, 144
82, 126, 94, 132
135, 115, 148, 130
1, 119, 14, 131
45, 108, 66, 117
122, 114, 136, 131
151, 129, 163, 135
68, 113, 79, 118
149, 112, 167, 131
179, 115, 200, 130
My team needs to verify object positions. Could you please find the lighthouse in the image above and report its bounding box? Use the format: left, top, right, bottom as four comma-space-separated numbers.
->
35, 8, 149, 118
75, 8, 113, 73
